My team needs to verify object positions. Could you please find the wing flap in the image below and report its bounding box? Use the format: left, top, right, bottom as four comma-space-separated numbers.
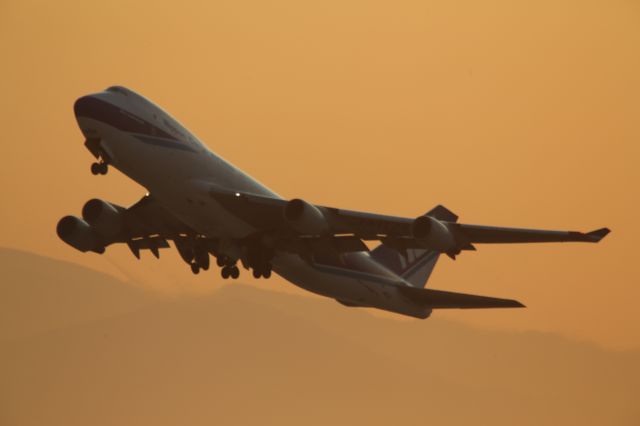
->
124, 195, 194, 239
398, 285, 525, 309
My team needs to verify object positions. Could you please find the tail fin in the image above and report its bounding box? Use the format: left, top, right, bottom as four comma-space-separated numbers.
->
370, 205, 457, 288
370, 246, 440, 288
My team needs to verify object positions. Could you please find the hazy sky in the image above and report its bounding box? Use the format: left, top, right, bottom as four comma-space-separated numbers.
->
1, 0, 638, 348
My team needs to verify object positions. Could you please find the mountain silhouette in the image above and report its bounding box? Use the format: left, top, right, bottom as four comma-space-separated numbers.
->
0, 248, 156, 342
1, 248, 638, 425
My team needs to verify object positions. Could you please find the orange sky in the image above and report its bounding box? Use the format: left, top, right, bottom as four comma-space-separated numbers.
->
1, 0, 639, 349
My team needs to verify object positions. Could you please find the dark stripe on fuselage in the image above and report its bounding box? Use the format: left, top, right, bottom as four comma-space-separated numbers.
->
133, 134, 197, 153
74, 96, 190, 150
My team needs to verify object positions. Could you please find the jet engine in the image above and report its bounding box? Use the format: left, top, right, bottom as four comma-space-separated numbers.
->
284, 198, 329, 235
56, 215, 104, 253
411, 215, 457, 252
82, 198, 124, 240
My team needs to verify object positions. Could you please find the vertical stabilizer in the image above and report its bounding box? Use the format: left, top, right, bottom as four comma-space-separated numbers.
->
370, 245, 439, 287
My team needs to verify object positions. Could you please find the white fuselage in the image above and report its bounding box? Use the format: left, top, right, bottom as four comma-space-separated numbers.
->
74, 87, 430, 318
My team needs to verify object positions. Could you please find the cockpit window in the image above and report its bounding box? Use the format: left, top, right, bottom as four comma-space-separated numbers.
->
106, 86, 130, 96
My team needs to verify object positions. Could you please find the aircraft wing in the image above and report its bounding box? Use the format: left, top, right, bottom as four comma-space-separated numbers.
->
122, 195, 194, 238
75, 195, 196, 257
398, 285, 525, 309
207, 187, 609, 252
451, 223, 610, 244
207, 188, 414, 238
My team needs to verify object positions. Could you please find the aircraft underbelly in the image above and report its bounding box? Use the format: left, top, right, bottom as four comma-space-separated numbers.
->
78, 117, 426, 319
273, 253, 430, 318
94, 120, 427, 318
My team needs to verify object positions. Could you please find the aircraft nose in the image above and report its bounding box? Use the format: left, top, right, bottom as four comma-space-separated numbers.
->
74, 95, 101, 119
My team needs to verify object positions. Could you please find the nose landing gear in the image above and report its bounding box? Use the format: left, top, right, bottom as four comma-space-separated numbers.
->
85, 138, 110, 175
90, 161, 109, 175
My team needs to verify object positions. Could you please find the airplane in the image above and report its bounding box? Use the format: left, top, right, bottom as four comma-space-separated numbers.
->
57, 85, 610, 319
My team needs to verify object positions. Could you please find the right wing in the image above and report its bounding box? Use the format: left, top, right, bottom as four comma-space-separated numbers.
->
58, 195, 198, 258
114, 195, 196, 258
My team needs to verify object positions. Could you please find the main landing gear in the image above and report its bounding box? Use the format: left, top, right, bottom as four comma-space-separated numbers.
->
216, 255, 240, 280
182, 243, 273, 281
90, 161, 109, 175
252, 264, 272, 279
221, 265, 240, 279
246, 247, 273, 279
189, 261, 209, 275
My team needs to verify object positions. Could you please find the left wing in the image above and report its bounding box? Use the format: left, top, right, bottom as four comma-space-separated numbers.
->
451, 223, 610, 244
207, 188, 413, 238
207, 187, 610, 255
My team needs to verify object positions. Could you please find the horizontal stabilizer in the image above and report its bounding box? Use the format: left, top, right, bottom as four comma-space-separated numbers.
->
398, 285, 525, 309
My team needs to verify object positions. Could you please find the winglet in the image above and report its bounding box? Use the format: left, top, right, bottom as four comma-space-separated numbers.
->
508, 300, 526, 308
585, 228, 611, 243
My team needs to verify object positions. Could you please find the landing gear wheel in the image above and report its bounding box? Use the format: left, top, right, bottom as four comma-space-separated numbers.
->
251, 263, 272, 279
91, 162, 108, 175
190, 263, 200, 274
221, 266, 231, 279
230, 266, 240, 279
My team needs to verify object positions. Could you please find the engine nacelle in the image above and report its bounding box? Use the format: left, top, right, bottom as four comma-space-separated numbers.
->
284, 198, 329, 235
411, 215, 457, 252
82, 199, 123, 240
56, 215, 104, 253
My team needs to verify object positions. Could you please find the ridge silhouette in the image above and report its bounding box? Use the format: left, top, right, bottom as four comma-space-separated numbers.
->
1, 249, 638, 425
